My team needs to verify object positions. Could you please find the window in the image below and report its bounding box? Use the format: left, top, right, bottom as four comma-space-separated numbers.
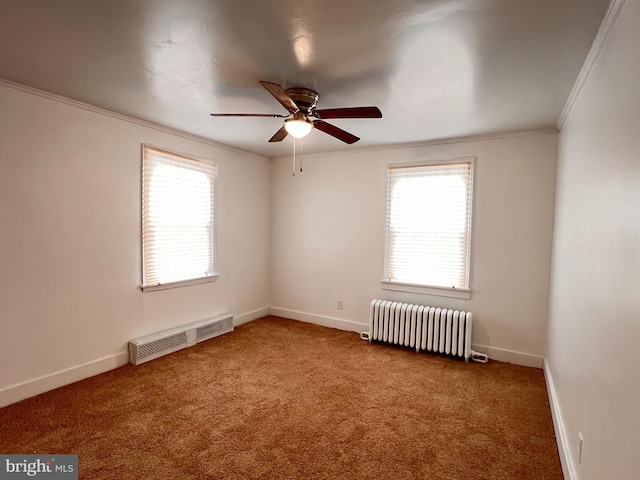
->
141, 146, 217, 291
383, 158, 473, 298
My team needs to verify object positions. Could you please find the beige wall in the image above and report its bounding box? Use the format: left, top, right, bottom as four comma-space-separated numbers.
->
271, 132, 558, 365
0, 84, 272, 406
547, 1, 640, 479
0, 81, 559, 408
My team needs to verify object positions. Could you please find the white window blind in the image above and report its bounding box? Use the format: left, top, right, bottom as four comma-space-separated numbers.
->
142, 146, 216, 290
385, 160, 472, 290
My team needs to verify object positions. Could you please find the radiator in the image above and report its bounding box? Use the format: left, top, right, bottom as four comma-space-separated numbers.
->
129, 313, 234, 365
361, 299, 487, 362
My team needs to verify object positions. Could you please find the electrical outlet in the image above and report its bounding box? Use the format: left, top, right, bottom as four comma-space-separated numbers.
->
578, 432, 584, 467
337, 300, 344, 310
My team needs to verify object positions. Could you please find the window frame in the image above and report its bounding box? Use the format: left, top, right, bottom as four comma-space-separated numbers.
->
381, 157, 474, 299
140, 144, 218, 292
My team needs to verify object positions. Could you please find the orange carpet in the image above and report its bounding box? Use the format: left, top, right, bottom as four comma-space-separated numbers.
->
0, 316, 562, 479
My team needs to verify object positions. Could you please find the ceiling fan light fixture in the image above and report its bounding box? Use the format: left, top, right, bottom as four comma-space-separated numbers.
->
284, 115, 312, 138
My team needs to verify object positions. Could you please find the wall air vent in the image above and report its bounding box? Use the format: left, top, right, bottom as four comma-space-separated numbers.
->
129, 314, 234, 365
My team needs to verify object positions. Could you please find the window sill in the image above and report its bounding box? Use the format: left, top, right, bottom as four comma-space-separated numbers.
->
141, 274, 219, 292
380, 280, 471, 299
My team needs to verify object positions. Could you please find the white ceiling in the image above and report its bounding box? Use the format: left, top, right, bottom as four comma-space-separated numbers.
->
0, 0, 609, 158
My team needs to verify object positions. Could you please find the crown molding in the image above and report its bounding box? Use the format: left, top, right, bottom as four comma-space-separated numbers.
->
0, 78, 559, 163
271, 128, 558, 162
0, 79, 266, 161
556, 0, 626, 130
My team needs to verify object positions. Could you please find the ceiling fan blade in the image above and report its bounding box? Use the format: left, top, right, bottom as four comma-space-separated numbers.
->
268, 125, 289, 143
259, 81, 299, 113
314, 106, 382, 119
210, 113, 287, 118
313, 120, 359, 144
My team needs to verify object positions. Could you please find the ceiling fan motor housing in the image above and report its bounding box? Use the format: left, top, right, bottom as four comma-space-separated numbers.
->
285, 87, 319, 113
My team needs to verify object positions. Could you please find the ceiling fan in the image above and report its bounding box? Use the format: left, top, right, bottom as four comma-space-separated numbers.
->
210, 81, 382, 144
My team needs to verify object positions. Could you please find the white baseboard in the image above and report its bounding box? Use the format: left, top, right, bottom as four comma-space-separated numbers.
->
0, 307, 271, 409
0, 306, 546, 408
544, 359, 575, 480
0, 351, 129, 409
234, 307, 270, 327
470, 343, 544, 369
269, 307, 544, 368
269, 307, 367, 333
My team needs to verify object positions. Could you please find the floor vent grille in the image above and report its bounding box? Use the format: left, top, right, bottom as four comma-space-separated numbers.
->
137, 332, 188, 360
129, 314, 233, 365
196, 320, 230, 343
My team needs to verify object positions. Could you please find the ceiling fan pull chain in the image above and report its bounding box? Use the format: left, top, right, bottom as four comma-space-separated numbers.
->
292, 137, 296, 177
300, 139, 303, 173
